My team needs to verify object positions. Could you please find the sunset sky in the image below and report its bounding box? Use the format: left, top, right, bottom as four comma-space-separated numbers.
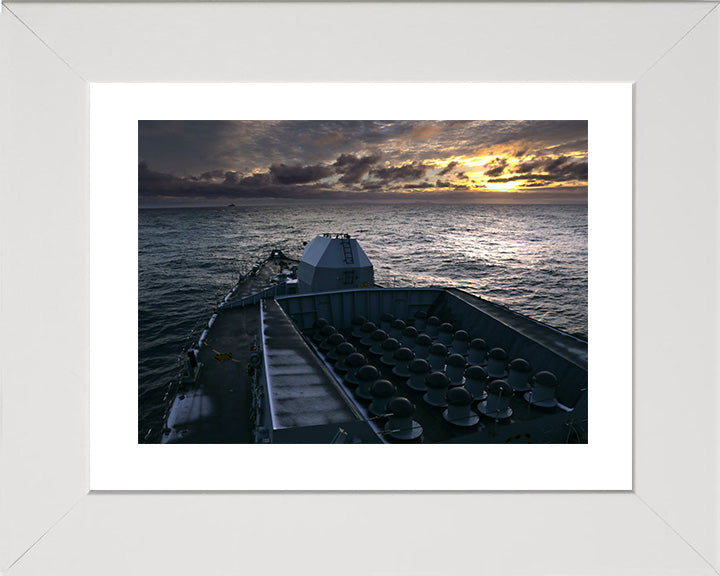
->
139, 120, 587, 206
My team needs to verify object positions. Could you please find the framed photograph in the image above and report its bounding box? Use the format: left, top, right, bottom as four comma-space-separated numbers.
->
1, 2, 718, 575
90, 82, 629, 492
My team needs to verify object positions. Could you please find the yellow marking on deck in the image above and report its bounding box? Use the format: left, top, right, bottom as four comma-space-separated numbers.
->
203, 340, 243, 363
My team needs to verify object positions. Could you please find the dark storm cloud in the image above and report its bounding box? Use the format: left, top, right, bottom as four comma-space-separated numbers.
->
489, 160, 588, 184
514, 158, 546, 174
512, 155, 586, 178
333, 153, 381, 183
437, 160, 458, 176
269, 163, 335, 185
370, 162, 431, 182
560, 161, 588, 181
361, 181, 384, 191
238, 171, 273, 187
545, 155, 570, 172
490, 120, 588, 147
223, 171, 240, 185
139, 120, 588, 175
544, 138, 588, 155
402, 182, 433, 189
199, 169, 225, 181
484, 157, 508, 178
138, 160, 587, 205
138, 161, 174, 185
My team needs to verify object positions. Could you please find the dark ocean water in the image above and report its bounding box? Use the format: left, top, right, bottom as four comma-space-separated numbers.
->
139, 203, 587, 441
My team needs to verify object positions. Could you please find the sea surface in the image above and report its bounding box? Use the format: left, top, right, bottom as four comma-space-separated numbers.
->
139, 203, 587, 442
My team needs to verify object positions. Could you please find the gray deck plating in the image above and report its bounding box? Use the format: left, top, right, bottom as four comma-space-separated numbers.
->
164, 305, 257, 443
447, 288, 587, 370
262, 299, 360, 429
162, 255, 300, 443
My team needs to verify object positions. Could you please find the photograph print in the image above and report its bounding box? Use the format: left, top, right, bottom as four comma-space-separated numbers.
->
138, 120, 588, 444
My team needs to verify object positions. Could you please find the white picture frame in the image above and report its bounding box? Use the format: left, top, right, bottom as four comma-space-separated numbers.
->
1, 2, 718, 575
90, 82, 630, 492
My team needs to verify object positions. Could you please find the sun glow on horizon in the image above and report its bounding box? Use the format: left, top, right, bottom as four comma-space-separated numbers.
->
483, 180, 522, 191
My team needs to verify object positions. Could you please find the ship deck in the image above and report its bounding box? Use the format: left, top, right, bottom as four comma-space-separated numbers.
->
446, 288, 587, 370
303, 316, 583, 444
162, 254, 299, 443
261, 299, 361, 429
163, 256, 587, 444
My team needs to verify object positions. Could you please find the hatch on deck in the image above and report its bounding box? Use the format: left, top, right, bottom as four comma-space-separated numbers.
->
297, 234, 374, 293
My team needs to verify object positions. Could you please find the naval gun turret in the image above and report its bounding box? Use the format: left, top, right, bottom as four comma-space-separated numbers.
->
297, 233, 374, 293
